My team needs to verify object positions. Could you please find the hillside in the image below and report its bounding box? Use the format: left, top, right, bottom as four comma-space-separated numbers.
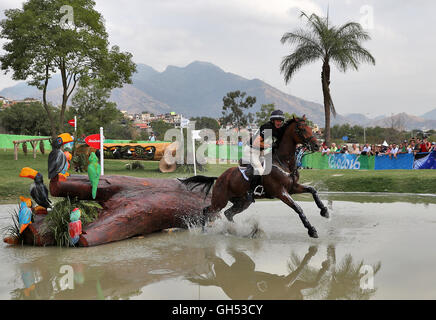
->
0, 61, 348, 126
1, 61, 435, 129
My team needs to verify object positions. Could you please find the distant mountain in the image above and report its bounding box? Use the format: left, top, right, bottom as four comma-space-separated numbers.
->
369, 112, 436, 131
421, 108, 436, 120
343, 113, 371, 126
0, 61, 351, 126
1, 61, 435, 130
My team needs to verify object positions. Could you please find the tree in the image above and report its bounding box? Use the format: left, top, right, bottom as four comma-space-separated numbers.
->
220, 90, 256, 131
0, 0, 136, 138
280, 11, 375, 144
150, 120, 174, 140
255, 103, 275, 126
190, 116, 220, 136
0, 102, 59, 135
71, 81, 124, 136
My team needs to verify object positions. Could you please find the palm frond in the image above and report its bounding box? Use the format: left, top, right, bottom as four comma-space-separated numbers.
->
280, 28, 322, 53
280, 44, 322, 84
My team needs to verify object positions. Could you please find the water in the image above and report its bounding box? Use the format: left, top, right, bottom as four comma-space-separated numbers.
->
1, 193, 436, 300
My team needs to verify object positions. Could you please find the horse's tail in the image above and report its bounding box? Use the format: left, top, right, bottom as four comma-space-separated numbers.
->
178, 175, 218, 198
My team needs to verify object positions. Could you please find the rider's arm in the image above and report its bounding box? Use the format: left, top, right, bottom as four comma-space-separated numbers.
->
252, 135, 270, 149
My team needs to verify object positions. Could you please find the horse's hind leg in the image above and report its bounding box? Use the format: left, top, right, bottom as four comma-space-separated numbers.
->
224, 199, 252, 222
292, 184, 329, 218
278, 190, 318, 238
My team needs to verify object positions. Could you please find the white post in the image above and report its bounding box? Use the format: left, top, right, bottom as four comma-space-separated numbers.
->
74, 115, 77, 133
192, 137, 197, 176
180, 114, 184, 165
100, 127, 104, 176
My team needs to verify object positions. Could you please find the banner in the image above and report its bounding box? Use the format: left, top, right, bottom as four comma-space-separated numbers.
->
413, 151, 436, 169
301, 152, 374, 170
374, 153, 414, 170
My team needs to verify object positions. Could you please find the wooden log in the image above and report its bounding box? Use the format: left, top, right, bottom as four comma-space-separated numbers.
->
30, 141, 37, 159
14, 143, 18, 160
21, 174, 212, 247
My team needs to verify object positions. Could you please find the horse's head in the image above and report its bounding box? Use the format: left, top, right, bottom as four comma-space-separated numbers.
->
291, 115, 319, 152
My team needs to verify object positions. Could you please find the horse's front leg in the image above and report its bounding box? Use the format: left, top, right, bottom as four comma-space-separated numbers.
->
291, 184, 329, 218
277, 190, 318, 238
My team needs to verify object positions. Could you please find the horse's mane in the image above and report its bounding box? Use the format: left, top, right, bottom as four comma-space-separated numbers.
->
280, 117, 300, 133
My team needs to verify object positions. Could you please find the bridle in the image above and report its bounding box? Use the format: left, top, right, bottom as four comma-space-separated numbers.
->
294, 119, 317, 153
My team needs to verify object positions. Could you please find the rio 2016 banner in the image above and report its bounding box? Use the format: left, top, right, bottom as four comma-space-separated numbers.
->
302, 152, 375, 170
301, 152, 436, 170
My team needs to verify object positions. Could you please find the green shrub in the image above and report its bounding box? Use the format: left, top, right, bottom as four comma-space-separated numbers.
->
125, 161, 144, 171
40, 197, 100, 247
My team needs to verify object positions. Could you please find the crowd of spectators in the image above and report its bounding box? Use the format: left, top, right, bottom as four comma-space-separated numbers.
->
320, 136, 436, 158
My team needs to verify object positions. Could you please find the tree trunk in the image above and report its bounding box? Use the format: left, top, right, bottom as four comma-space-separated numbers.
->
321, 60, 332, 145
59, 60, 68, 133
18, 175, 212, 247
42, 63, 57, 139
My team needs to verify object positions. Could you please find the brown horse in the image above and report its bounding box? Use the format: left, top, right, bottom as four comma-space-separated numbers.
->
180, 116, 329, 238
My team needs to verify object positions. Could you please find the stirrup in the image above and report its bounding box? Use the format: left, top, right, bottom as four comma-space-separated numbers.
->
253, 185, 264, 196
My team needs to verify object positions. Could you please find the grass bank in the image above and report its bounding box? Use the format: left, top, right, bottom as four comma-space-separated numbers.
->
0, 149, 435, 204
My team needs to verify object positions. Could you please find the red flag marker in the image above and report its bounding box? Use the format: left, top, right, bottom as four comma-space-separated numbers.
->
85, 134, 101, 149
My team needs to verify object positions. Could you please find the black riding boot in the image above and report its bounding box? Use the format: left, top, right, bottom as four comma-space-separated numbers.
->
244, 165, 256, 203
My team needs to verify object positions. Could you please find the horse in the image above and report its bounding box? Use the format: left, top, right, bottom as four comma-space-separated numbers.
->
180, 115, 329, 238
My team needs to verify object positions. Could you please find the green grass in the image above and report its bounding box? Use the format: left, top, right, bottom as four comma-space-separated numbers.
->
0, 149, 435, 204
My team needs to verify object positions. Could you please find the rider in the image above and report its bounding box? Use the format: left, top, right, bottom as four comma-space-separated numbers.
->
242, 109, 286, 202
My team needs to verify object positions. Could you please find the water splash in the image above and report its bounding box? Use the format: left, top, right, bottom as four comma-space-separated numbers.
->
183, 215, 264, 239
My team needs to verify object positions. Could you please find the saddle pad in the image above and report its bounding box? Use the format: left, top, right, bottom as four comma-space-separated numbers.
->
238, 166, 249, 181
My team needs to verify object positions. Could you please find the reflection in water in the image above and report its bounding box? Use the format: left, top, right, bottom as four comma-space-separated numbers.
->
8, 238, 213, 300
188, 245, 381, 300
8, 241, 380, 300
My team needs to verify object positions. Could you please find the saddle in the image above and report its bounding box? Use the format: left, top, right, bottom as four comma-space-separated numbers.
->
238, 159, 265, 197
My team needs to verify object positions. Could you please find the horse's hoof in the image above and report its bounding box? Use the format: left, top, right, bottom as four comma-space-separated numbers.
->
224, 212, 234, 222
320, 207, 329, 218
308, 228, 319, 238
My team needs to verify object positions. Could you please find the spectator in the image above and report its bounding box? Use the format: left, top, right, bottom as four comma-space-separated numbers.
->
374, 145, 382, 156
389, 143, 399, 159
361, 143, 371, 156
420, 137, 430, 153
431, 142, 436, 152
384, 144, 392, 155
369, 144, 376, 156
340, 145, 348, 154
350, 144, 360, 154
330, 142, 338, 153
381, 141, 388, 153
407, 141, 415, 154
148, 132, 156, 141
321, 143, 330, 156
400, 140, 408, 153
414, 138, 422, 154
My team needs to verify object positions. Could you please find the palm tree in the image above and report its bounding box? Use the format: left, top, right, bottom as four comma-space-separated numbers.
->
280, 12, 375, 144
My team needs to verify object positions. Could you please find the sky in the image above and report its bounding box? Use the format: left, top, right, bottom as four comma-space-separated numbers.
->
0, 0, 435, 118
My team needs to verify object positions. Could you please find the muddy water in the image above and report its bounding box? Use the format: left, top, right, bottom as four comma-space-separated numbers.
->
1, 193, 436, 300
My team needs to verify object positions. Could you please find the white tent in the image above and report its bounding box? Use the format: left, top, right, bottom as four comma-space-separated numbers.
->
382, 140, 388, 147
